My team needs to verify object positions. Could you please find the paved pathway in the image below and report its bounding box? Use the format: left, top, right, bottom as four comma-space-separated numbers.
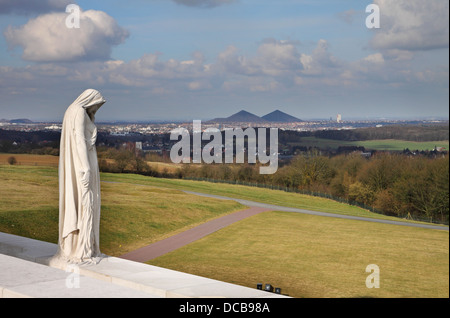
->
120, 206, 271, 263
184, 191, 449, 231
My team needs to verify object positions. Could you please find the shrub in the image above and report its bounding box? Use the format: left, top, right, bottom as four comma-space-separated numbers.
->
7, 156, 17, 165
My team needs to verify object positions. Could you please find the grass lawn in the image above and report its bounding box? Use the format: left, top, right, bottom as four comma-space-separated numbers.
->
289, 137, 449, 151
100, 172, 441, 226
358, 139, 449, 151
150, 211, 449, 298
0, 163, 448, 298
0, 165, 244, 255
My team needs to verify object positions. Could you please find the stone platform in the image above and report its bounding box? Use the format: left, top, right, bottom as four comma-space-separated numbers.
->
0, 232, 288, 298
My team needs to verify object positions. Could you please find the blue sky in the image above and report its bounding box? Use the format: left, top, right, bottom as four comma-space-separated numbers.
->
0, 0, 448, 122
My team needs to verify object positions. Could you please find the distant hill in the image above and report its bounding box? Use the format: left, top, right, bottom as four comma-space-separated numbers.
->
208, 110, 268, 123
208, 109, 302, 123
262, 110, 302, 122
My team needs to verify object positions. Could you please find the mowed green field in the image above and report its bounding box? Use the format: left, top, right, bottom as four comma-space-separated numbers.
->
0, 164, 448, 297
150, 211, 449, 298
0, 165, 244, 255
289, 137, 449, 151
99, 171, 442, 225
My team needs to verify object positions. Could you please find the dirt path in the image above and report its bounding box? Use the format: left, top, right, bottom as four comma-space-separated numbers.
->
119, 206, 271, 263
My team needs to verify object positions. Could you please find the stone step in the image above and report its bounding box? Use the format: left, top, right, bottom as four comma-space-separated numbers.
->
0, 232, 289, 298
0, 253, 159, 298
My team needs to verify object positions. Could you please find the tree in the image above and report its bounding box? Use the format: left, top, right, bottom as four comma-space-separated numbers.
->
389, 156, 449, 222
7, 156, 17, 165
407, 158, 449, 222
290, 154, 334, 189
113, 149, 134, 173
358, 153, 402, 192
373, 189, 403, 217
348, 181, 374, 205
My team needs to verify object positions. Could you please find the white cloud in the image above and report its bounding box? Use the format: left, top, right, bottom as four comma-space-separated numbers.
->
101, 38, 392, 95
4, 9, 129, 62
363, 53, 384, 64
188, 80, 211, 90
370, 0, 449, 51
255, 39, 303, 76
300, 39, 340, 76
0, 35, 446, 118
215, 45, 257, 76
114, 51, 209, 80
215, 39, 304, 77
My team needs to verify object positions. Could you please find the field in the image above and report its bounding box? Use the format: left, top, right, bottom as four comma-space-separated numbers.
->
99, 172, 444, 225
151, 211, 449, 298
0, 153, 59, 166
0, 153, 186, 175
0, 165, 244, 255
146, 161, 183, 173
289, 137, 449, 151
0, 158, 448, 297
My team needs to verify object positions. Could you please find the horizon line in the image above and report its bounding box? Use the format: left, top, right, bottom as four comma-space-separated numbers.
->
1, 116, 449, 124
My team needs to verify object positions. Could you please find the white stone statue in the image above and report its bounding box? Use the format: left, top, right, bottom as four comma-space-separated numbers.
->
54, 89, 106, 265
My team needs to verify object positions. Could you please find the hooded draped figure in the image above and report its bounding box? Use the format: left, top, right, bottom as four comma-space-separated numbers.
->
55, 89, 106, 264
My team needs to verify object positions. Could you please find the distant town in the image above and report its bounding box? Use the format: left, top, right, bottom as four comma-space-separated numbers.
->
1, 109, 448, 159
1, 109, 448, 134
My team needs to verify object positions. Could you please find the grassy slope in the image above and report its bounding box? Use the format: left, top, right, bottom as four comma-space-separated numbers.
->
150, 211, 449, 298
289, 137, 449, 151
0, 164, 448, 297
100, 172, 441, 225
0, 165, 244, 255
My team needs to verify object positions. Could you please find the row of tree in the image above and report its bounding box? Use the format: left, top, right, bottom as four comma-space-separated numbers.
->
98, 147, 448, 224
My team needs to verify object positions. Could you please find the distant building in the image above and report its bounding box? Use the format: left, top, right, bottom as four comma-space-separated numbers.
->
337, 114, 342, 123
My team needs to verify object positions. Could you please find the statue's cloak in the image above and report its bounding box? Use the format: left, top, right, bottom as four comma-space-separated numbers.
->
57, 89, 105, 263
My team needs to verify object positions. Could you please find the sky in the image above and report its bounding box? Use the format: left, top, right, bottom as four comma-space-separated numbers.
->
0, 0, 448, 122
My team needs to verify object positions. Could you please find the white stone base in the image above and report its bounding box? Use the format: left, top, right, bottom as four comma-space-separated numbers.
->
0, 232, 289, 298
